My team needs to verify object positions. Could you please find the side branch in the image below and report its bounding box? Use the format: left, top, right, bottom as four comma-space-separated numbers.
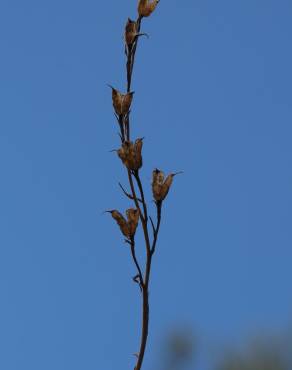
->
128, 170, 152, 255
119, 182, 142, 203
127, 170, 145, 223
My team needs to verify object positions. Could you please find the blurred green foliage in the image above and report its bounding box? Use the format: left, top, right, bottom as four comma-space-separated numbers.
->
159, 329, 196, 370
216, 334, 292, 370
158, 329, 292, 370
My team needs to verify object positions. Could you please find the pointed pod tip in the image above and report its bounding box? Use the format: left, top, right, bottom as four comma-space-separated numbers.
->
172, 171, 184, 177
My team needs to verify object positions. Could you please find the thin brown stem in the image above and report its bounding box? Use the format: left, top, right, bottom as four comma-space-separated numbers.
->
112, 10, 163, 370
127, 171, 152, 370
127, 170, 145, 223
127, 16, 142, 93
124, 15, 163, 370
135, 284, 150, 370
130, 236, 144, 288
133, 171, 148, 222
151, 202, 162, 256
127, 170, 152, 254
116, 114, 125, 143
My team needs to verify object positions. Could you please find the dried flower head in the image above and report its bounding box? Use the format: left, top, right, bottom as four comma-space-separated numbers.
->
109, 85, 134, 116
152, 169, 179, 201
108, 208, 140, 238
138, 0, 160, 18
117, 138, 143, 171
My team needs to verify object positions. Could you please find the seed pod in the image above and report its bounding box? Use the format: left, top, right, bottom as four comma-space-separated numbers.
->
117, 139, 143, 171
152, 170, 179, 201
109, 85, 134, 116
109, 210, 130, 238
126, 208, 140, 236
125, 18, 138, 48
138, 0, 159, 18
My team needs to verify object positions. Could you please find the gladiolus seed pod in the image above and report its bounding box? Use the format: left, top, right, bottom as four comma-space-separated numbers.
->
117, 138, 143, 171
125, 18, 138, 48
138, 0, 159, 18
108, 209, 140, 238
109, 85, 134, 116
152, 169, 178, 201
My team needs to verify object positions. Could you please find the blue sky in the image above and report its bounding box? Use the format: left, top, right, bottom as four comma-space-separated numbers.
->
0, 0, 292, 369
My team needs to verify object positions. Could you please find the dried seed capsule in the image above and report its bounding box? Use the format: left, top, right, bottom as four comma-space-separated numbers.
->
125, 18, 138, 48
109, 85, 134, 116
152, 170, 180, 201
117, 139, 143, 171
138, 0, 159, 18
109, 210, 130, 238
126, 208, 140, 236
108, 209, 139, 238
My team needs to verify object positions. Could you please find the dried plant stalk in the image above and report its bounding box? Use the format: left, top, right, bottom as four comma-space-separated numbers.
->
107, 2, 179, 370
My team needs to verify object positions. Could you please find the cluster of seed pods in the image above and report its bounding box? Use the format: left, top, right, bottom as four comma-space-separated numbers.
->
108, 0, 179, 238
106, 3, 185, 370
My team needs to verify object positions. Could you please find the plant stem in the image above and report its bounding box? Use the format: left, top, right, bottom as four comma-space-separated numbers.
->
117, 13, 162, 370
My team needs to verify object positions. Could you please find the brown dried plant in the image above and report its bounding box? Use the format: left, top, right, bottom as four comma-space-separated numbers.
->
107, 1, 180, 369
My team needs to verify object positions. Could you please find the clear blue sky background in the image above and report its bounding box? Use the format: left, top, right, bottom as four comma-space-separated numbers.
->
0, 0, 292, 369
